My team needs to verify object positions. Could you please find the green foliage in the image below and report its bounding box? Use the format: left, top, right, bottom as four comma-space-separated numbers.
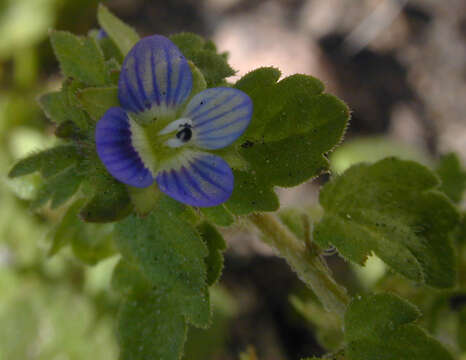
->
436, 153, 466, 204
8, 144, 79, 179
77, 86, 119, 121
170, 33, 235, 87
224, 68, 348, 214
32, 165, 83, 209
200, 205, 234, 227
198, 222, 227, 286
115, 196, 210, 328
225, 170, 279, 215
80, 181, 133, 223
118, 292, 187, 360
97, 4, 139, 57
50, 30, 111, 86
314, 158, 459, 288
345, 293, 454, 360
40, 88, 90, 130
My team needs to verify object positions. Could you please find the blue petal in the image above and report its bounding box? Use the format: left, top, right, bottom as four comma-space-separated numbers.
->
155, 152, 233, 207
95, 107, 154, 187
118, 35, 192, 114
183, 87, 252, 149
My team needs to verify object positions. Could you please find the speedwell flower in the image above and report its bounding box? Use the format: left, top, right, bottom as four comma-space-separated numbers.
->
95, 35, 252, 207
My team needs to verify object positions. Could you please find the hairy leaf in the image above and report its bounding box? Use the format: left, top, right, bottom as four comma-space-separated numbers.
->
97, 4, 139, 57
314, 158, 459, 288
115, 196, 210, 327
118, 292, 187, 360
50, 31, 110, 86
225, 170, 279, 215
39, 90, 89, 129
8, 145, 79, 179
345, 293, 454, 360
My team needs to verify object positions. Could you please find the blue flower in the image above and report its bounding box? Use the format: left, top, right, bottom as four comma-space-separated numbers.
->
95, 35, 252, 207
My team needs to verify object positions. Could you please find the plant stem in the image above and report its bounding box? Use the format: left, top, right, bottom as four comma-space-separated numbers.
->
249, 212, 350, 318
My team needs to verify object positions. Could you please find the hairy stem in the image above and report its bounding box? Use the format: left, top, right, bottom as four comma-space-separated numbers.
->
249, 212, 350, 318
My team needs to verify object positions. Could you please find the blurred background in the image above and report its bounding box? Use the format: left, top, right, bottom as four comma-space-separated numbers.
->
0, 0, 465, 359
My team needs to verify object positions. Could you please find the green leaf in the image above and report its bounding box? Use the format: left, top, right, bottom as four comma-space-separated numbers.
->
235, 67, 282, 140
97, 4, 140, 57
115, 196, 210, 327
48, 199, 86, 256
198, 222, 227, 286
80, 181, 133, 223
118, 292, 187, 360
225, 170, 279, 215
111, 259, 152, 297
32, 166, 83, 209
9, 145, 79, 179
345, 293, 454, 360
77, 86, 119, 120
70, 223, 115, 265
435, 153, 466, 203
170, 33, 235, 87
200, 205, 234, 227
50, 31, 110, 86
39, 90, 89, 129
240, 94, 349, 188
314, 158, 459, 288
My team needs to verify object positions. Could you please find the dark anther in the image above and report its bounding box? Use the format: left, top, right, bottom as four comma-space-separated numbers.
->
241, 140, 254, 148
176, 123, 192, 142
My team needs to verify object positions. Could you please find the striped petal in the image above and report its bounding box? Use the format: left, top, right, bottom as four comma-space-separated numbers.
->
118, 35, 192, 115
95, 107, 154, 188
155, 152, 233, 207
183, 87, 252, 149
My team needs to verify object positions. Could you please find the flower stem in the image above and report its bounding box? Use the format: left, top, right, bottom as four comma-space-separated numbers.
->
249, 212, 350, 318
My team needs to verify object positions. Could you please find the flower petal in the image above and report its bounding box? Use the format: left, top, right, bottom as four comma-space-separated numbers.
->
183, 87, 252, 149
118, 35, 192, 115
155, 152, 233, 207
95, 107, 154, 187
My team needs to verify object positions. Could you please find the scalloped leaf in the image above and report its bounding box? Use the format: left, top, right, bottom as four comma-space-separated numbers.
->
314, 158, 459, 288
345, 293, 454, 360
